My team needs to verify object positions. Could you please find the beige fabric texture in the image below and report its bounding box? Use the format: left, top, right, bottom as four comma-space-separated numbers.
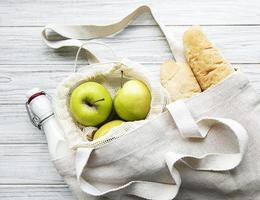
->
41, 5, 258, 200
160, 60, 201, 101
183, 26, 234, 91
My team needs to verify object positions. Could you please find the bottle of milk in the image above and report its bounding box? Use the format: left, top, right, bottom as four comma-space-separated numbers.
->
25, 88, 69, 160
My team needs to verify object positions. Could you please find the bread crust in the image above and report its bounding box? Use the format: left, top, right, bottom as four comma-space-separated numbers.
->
160, 60, 201, 101
183, 26, 234, 91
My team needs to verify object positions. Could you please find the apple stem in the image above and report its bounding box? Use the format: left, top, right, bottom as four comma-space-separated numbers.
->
92, 98, 105, 104
120, 70, 124, 88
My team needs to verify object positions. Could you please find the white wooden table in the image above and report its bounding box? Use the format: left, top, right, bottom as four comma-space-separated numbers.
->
0, 0, 260, 199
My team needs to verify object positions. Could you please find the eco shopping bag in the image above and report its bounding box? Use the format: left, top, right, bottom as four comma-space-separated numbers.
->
40, 5, 259, 200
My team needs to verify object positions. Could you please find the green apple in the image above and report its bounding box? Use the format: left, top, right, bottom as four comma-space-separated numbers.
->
69, 82, 113, 126
114, 80, 151, 121
93, 120, 124, 140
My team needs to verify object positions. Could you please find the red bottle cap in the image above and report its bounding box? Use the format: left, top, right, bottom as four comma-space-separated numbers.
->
26, 88, 45, 104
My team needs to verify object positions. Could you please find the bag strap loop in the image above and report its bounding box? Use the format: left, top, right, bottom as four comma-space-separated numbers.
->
73, 41, 119, 72
42, 5, 186, 64
166, 100, 248, 171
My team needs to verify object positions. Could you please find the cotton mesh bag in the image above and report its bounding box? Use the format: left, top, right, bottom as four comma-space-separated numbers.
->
41, 5, 260, 200
53, 58, 168, 149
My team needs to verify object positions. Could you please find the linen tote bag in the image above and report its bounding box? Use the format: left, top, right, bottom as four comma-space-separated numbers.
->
41, 5, 260, 200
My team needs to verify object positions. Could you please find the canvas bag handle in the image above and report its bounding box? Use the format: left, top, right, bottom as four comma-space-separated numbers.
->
42, 5, 185, 64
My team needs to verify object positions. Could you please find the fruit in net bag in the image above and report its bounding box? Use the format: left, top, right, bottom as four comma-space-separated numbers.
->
93, 120, 124, 140
114, 80, 151, 121
70, 82, 113, 126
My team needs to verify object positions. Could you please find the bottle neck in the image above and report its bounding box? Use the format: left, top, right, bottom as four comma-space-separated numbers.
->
27, 91, 46, 104
26, 90, 54, 129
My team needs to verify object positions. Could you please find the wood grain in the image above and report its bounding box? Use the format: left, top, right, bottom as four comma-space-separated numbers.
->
0, 185, 75, 200
0, 144, 64, 184
1, 0, 259, 26
1, 26, 260, 64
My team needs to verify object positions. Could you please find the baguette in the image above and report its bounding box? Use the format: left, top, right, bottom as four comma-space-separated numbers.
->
183, 26, 234, 91
160, 60, 201, 102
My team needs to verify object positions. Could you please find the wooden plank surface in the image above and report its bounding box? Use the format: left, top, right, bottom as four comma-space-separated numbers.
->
1, 26, 260, 64
0, 185, 74, 200
1, 0, 260, 26
0, 0, 260, 199
0, 144, 64, 184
